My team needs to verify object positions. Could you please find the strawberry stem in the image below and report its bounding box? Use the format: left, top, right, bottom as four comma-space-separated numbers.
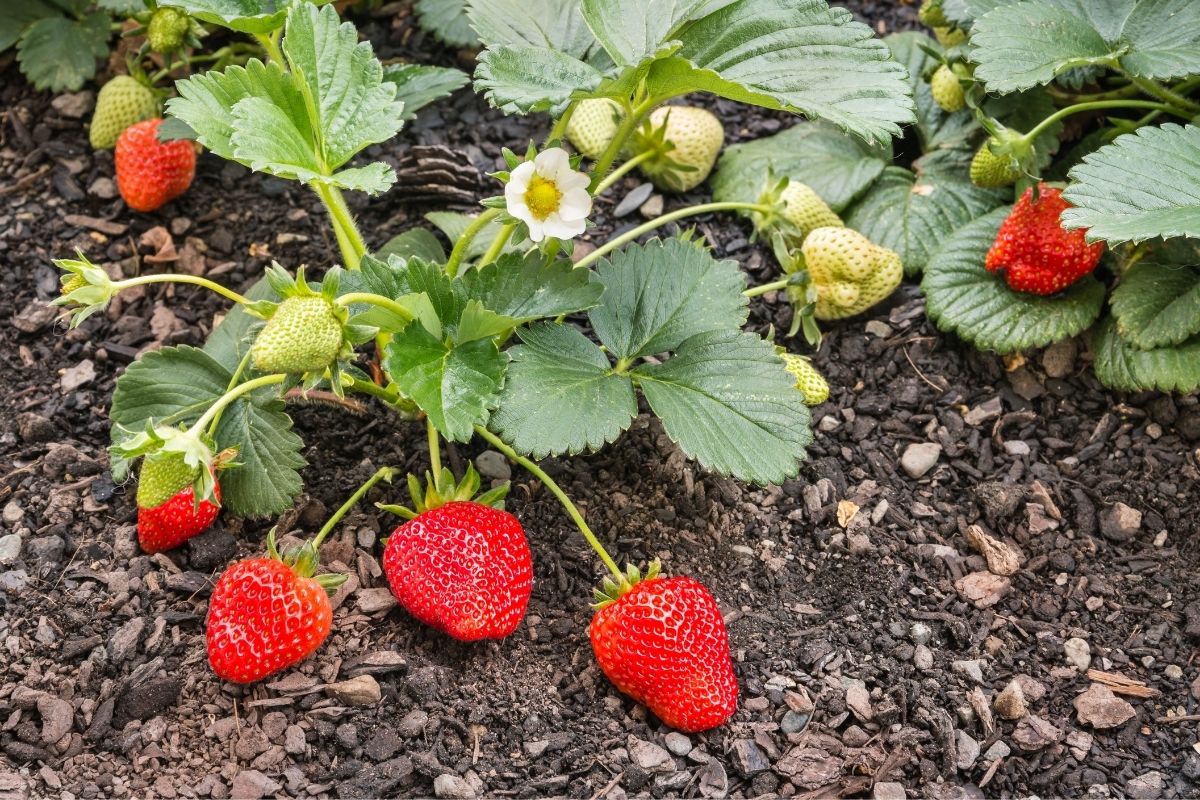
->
545, 101, 577, 146
113, 274, 252, 306
335, 292, 415, 321
315, 183, 367, 269
445, 208, 502, 277
478, 224, 517, 267
311, 465, 396, 550
574, 201, 777, 270
206, 350, 254, 438
589, 97, 655, 192
1020, 99, 1189, 145
474, 425, 625, 583
744, 277, 791, 298
189, 373, 287, 437
426, 418, 442, 476
592, 149, 656, 195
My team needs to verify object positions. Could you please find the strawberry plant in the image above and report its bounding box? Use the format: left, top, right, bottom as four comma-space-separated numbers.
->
51, 0, 922, 730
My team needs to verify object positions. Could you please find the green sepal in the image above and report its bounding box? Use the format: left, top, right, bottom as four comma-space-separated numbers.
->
110, 422, 220, 504
590, 559, 662, 609
376, 462, 508, 519
265, 528, 348, 596
52, 250, 119, 327
480, 195, 509, 209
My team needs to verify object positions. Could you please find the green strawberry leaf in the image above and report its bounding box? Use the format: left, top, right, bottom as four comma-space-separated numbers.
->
589, 237, 747, 361
16, 11, 109, 92
474, 45, 604, 115
0, 0, 61, 53
845, 149, 1008, 276
970, 0, 1200, 93
632, 330, 811, 486
1062, 124, 1200, 244
1109, 262, 1200, 350
96, 0, 145, 12
1093, 315, 1200, 393
468, 0, 602, 60
376, 228, 447, 263
922, 207, 1106, 353
381, 324, 507, 442
460, 251, 604, 323
415, 0, 479, 49
157, 0, 297, 34
110, 346, 305, 518
884, 32, 978, 153
579, 0, 711, 66
382, 64, 470, 120
489, 322, 637, 457
710, 122, 890, 213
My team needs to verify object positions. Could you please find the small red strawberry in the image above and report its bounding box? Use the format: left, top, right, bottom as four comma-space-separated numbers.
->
138, 481, 221, 554
986, 184, 1104, 295
115, 118, 196, 213
206, 546, 335, 684
383, 500, 532, 641
590, 568, 738, 732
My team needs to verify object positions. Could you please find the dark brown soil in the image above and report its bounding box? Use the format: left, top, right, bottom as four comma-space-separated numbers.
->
3, 3, 1200, 799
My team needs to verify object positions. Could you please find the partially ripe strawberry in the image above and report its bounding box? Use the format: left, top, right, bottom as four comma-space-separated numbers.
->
115, 118, 196, 212
590, 574, 738, 733
207, 557, 333, 683
780, 182, 843, 243
781, 353, 830, 406
250, 295, 344, 374
986, 184, 1104, 296
138, 482, 221, 554
89, 76, 158, 150
137, 451, 199, 509
637, 106, 725, 193
566, 98, 623, 161
802, 227, 903, 320
970, 141, 1021, 188
383, 501, 532, 641
930, 65, 965, 113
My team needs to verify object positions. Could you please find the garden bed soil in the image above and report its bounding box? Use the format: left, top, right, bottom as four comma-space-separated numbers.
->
3, 2, 1200, 798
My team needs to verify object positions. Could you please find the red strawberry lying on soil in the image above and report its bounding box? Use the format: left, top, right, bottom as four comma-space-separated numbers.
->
207, 555, 334, 683
590, 573, 738, 732
138, 482, 221, 554
383, 500, 533, 641
986, 184, 1104, 295
116, 118, 196, 213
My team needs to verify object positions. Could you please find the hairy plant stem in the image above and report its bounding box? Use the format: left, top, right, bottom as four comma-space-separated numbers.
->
426, 418, 442, 476
575, 201, 776, 270
335, 292, 414, 320
588, 98, 655, 192
546, 101, 578, 146
474, 425, 624, 582
1128, 76, 1200, 114
115, 274, 251, 306
190, 373, 287, 436
479, 224, 516, 267
1020, 99, 1190, 145
593, 150, 655, 195
311, 466, 395, 550
744, 277, 791, 298
254, 31, 286, 66
206, 350, 253, 438
445, 208, 502, 277
315, 183, 367, 269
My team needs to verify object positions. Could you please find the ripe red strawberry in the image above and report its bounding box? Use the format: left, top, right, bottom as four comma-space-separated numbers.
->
138, 481, 221, 554
590, 574, 738, 732
115, 118, 196, 213
986, 184, 1104, 295
207, 556, 333, 683
382, 501, 532, 641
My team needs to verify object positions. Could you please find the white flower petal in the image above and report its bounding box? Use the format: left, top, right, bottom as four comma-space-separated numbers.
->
507, 161, 535, 193
541, 212, 586, 240
525, 217, 547, 242
534, 147, 570, 177
558, 188, 592, 221
557, 170, 591, 192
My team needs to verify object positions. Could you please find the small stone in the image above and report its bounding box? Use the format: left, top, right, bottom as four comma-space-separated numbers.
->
434, 774, 475, 799
108, 617, 146, 663
955, 730, 980, 771
1165, 664, 1183, 680
963, 397, 1004, 426
88, 176, 117, 199
914, 644, 933, 670
963, 524, 1023, 576
1126, 771, 1165, 800
731, 739, 769, 776
628, 736, 672, 770
327, 674, 381, 707
284, 725, 307, 755
955, 571, 1011, 608
983, 741, 1010, 762
474, 451, 511, 481
1099, 502, 1142, 542
2, 502, 23, 526
613, 183, 654, 217
523, 740, 549, 758
873, 781, 906, 800
51, 91, 94, 119
910, 622, 932, 645
397, 709, 428, 737
1064, 637, 1091, 671
1073, 684, 1136, 729
952, 659, 985, 684
1066, 730, 1092, 760
60, 360, 95, 392
1003, 440, 1031, 456
1041, 339, 1077, 378
37, 695, 73, 745
865, 321, 892, 338
900, 443, 941, 479
993, 680, 1028, 720
664, 732, 692, 756
639, 194, 664, 218
842, 725, 870, 748
1011, 715, 1063, 751
356, 588, 399, 614
1013, 675, 1047, 702
0, 536, 21, 566
0, 570, 30, 593
846, 684, 873, 720
229, 770, 280, 800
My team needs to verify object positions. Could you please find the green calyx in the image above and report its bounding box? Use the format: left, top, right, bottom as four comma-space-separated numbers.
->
249, 265, 354, 383
591, 560, 662, 609
113, 423, 227, 506
377, 463, 509, 520
53, 250, 118, 327
148, 7, 191, 53
265, 529, 347, 595
769, 233, 824, 346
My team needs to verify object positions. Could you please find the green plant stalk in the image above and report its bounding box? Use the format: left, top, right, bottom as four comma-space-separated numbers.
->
311, 465, 395, 550
445, 208, 502, 277
344, 374, 403, 404
335, 292, 415, 321
479, 224, 516, 267
744, 277, 791, 298
206, 350, 254, 438
593, 149, 656, 195
190, 373, 287, 436
315, 183, 367, 269
254, 31, 286, 67
1020, 99, 1190, 145
546, 100, 578, 146
1128, 76, 1200, 114
575, 201, 776, 270
1045, 83, 1141, 104
114, 274, 252, 306
426, 417, 442, 476
474, 425, 624, 583
589, 98, 655, 192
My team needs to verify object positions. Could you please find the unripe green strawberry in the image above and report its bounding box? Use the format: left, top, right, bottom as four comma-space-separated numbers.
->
137, 451, 199, 509
148, 7, 190, 53
251, 296, 344, 374
930, 65, 965, 113
970, 141, 1021, 188
637, 106, 725, 193
566, 98, 623, 161
934, 26, 967, 48
802, 227, 903, 320
89, 76, 158, 150
780, 182, 843, 243
919, 0, 949, 28
781, 354, 830, 406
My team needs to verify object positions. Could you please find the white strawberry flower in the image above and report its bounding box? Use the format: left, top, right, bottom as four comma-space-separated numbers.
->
504, 147, 592, 242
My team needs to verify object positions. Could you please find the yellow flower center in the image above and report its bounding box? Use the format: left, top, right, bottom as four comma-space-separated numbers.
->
524, 175, 562, 220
